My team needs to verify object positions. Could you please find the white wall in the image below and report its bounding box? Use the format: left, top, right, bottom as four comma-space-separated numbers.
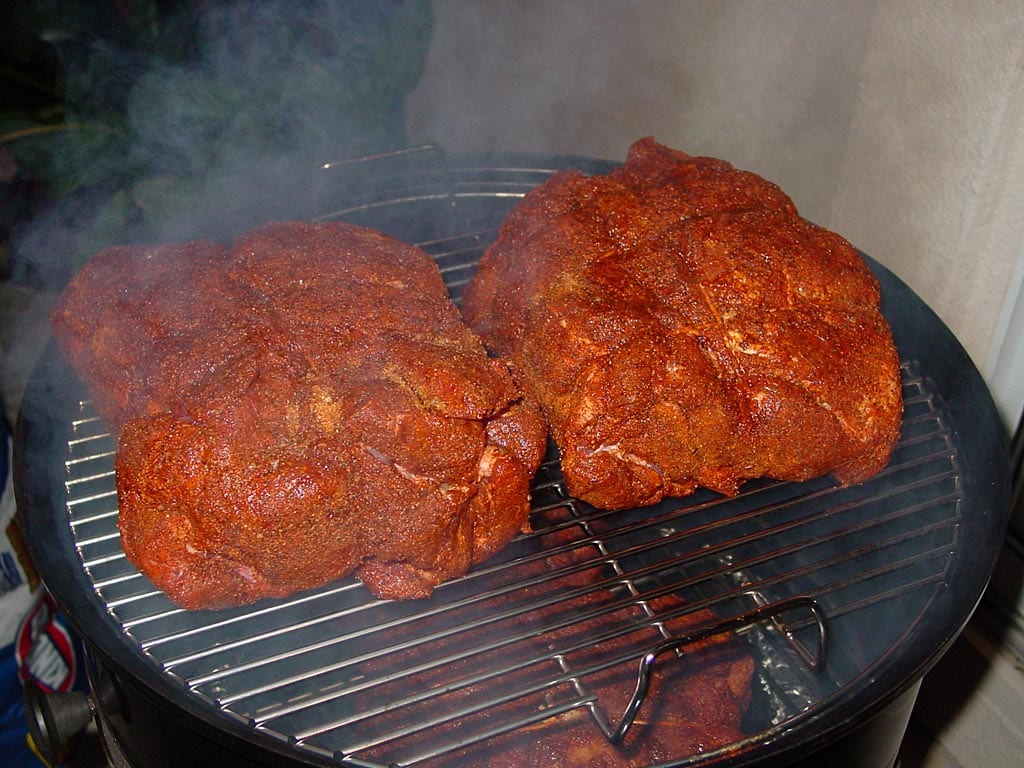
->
826, 1, 1024, 429
407, 10, 1024, 759
406, 0, 1024, 427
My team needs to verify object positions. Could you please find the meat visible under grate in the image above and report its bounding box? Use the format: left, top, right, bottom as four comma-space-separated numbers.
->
462, 138, 903, 509
50, 221, 546, 608
351, 524, 755, 768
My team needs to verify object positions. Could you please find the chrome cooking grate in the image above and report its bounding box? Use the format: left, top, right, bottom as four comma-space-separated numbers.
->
62, 382, 960, 765
59, 222, 963, 767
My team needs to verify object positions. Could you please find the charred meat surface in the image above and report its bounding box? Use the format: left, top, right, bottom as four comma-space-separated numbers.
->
50, 221, 546, 608
463, 138, 903, 509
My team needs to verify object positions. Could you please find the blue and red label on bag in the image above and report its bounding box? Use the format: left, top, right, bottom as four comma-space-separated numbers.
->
1, 410, 86, 765
15, 591, 81, 696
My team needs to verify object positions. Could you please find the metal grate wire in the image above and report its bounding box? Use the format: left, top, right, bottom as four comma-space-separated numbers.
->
60, 219, 963, 768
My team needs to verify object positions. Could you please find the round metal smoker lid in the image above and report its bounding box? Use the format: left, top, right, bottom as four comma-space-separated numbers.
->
14, 150, 1012, 767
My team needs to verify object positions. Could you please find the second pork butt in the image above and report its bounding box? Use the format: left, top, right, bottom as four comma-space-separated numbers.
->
50, 221, 546, 608
462, 138, 902, 509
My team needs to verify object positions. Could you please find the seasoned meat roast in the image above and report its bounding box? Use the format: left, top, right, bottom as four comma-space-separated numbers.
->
463, 138, 902, 509
50, 221, 546, 608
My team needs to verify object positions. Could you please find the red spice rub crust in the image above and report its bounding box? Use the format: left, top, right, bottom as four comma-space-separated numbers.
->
51, 222, 546, 608
462, 138, 902, 509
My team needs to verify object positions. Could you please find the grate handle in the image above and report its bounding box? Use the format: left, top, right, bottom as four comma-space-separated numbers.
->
606, 595, 828, 745
316, 144, 457, 212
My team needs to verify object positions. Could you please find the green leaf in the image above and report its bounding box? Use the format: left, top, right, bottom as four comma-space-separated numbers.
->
0, 118, 130, 197
125, 65, 250, 175
72, 188, 139, 260
371, 0, 434, 97
130, 174, 201, 218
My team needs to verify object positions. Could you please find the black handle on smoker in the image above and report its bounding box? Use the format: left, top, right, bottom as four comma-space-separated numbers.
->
23, 680, 93, 765
23, 676, 120, 766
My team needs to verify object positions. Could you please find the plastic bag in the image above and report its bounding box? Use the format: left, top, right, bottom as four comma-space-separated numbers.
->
1, 411, 47, 766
